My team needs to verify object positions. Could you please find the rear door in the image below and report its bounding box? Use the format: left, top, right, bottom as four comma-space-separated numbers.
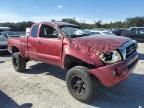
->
27, 24, 40, 60
36, 24, 63, 66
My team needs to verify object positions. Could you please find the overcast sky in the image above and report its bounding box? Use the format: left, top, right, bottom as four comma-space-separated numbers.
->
0, 0, 144, 23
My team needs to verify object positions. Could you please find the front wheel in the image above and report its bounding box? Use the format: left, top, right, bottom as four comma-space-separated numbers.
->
12, 52, 26, 72
66, 66, 96, 103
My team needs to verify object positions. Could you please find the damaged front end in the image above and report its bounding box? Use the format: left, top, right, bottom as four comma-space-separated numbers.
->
89, 40, 138, 87
65, 35, 138, 87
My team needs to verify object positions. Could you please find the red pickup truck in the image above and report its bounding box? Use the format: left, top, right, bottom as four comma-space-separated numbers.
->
8, 22, 138, 102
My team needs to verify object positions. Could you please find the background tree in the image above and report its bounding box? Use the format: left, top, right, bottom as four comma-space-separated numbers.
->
0, 16, 144, 31
126, 17, 144, 27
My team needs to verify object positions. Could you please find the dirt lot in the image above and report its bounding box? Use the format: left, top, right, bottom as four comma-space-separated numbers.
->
0, 43, 144, 108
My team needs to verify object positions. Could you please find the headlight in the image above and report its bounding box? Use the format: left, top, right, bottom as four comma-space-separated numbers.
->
100, 50, 122, 64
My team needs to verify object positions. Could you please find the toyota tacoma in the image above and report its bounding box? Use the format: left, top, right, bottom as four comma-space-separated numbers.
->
8, 22, 138, 102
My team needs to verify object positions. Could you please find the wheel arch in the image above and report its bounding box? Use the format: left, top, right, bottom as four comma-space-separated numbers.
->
12, 46, 20, 54
63, 55, 95, 70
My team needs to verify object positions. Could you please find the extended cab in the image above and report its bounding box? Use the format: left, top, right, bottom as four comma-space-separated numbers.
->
8, 22, 138, 102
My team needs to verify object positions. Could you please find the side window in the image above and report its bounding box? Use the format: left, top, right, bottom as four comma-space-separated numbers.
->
130, 28, 136, 34
31, 24, 39, 38
40, 25, 59, 38
138, 28, 144, 35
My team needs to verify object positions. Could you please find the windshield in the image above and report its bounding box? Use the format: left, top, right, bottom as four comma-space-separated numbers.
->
61, 26, 90, 38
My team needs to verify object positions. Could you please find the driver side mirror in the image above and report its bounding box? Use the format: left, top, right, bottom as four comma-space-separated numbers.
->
26, 28, 30, 37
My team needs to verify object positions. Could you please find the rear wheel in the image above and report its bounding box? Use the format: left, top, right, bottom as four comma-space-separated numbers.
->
66, 66, 96, 103
12, 52, 26, 72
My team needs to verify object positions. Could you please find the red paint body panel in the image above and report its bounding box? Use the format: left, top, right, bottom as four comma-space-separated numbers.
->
8, 22, 138, 87
73, 35, 130, 53
36, 38, 62, 66
90, 52, 138, 87
27, 37, 38, 59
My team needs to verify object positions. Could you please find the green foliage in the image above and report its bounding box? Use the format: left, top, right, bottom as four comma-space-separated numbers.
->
0, 17, 144, 31
62, 18, 80, 26
62, 17, 144, 29
126, 17, 144, 27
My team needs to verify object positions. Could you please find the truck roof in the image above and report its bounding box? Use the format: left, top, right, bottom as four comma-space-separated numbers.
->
38, 21, 79, 27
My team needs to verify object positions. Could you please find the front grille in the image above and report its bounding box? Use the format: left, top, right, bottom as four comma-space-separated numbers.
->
126, 43, 136, 58
127, 59, 138, 70
0, 46, 7, 49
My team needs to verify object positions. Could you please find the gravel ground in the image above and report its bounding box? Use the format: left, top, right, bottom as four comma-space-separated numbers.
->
0, 43, 144, 108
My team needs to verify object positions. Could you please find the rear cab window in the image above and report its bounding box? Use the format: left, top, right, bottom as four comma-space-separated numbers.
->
31, 24, 39, 38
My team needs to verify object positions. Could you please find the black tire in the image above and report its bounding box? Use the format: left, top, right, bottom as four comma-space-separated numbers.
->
66, 66, 96, 103
12, 52, 26, 72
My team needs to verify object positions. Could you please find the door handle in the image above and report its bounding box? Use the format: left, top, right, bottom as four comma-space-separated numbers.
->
37, 41, 42, 44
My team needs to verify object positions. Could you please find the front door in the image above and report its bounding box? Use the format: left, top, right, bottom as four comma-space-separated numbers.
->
36, 24, 63, 66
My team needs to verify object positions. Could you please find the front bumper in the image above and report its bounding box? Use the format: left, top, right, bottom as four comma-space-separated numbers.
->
89, 52, 138, 87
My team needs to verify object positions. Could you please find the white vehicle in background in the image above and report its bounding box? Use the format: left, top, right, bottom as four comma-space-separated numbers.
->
84, 29, 115, 35
90, 30, 115, 35
0, 27, 11, 35
0, 27, 11, 32
0, 27, 12, 38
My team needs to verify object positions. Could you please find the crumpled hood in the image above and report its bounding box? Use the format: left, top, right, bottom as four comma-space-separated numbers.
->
73, 35, 130, 53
